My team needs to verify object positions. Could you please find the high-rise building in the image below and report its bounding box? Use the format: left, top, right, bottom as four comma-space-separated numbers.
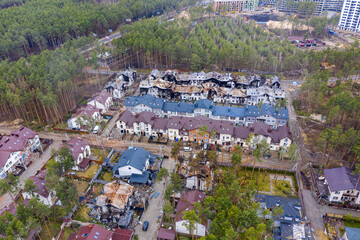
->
280, 0, 343, 15
338, 0, 360, 32
213, 0, 259, 12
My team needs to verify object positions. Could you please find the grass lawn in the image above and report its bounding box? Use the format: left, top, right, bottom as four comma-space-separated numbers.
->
74, 205, 91, 222
238, 169, 271, 192
76, 164, 100, 179
344, 220, 360, 228
102, 172, 113, 182
63, 227, 76, 239
74, 180, 90, 195
92, 148, 108, 162
54, 121, 68, 129
92, 183, 104, 197
273, 180, 295, 197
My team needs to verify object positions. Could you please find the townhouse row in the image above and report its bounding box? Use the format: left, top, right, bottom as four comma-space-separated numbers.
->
117, 110, 292, 150
125, 95, 289, 129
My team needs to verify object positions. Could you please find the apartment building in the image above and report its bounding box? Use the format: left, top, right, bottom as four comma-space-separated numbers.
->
338, 0, 360, 32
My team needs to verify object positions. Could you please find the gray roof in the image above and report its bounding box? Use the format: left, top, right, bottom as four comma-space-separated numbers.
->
163, 102, 195, 113
255, 194, 302, 222
212, 106, 245, 117
345, 227, 360, 240
194, 99, 214, 110
113, 147, 153, 172
124, 94, 164, 109
324, 167, 360, 192
118, 110, 156, 126
234, 126, 251, 139
130, 171, 150, 184
246, 104, 289, 119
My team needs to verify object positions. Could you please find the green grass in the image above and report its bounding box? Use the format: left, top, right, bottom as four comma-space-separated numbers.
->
273, 180, 295, 197
74, 205, 91, 222
63, 227, 76, 239
92, 148, 108, 162
238, 169, 271, 192
76, 164, 100, 178
54, 121, 68, 129
102, 172, 113, 182
344, 220, 360, 228
92, 183, 104, 197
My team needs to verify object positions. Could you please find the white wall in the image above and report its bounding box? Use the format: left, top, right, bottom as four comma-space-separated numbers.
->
176, 220, 206, 237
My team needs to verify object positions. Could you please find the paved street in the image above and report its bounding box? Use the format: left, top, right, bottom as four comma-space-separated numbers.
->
101, 111, 120, 137
134, 157, 177, 240
0, 140, 62, 209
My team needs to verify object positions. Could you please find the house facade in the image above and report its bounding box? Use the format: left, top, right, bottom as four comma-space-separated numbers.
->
64, 138, 91, 171
124, 95, 289, 128
112, 147, 156, 181
175, 190, 208, 238
22, 170, 57, 206
116, 111, 292, 148
324, 167, 360, 204
88, 90, 113, 114
0, 127, 41, 179
67, 105, 101, 130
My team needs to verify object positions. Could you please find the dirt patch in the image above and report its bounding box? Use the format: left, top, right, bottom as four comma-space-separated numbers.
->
267, 20, 313, 31
177, 11, 190, 20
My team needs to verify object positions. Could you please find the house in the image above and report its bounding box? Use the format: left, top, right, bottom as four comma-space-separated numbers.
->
343, 227, 360, 240
324, 167, 360, 204
67, 105, 101, 130
116, 111, 292, 148
88, 90, 113, 114
96, 181, 134, 210
117, 110, 155, 136
125, 94, 164, 116
65, 138, 91, 171
255, 194, 311, 240
112, 228, 134, 240
22, 170, 57, 206
157, 228, 176, 240
112, 147, 156, 181
175, 190, 208, 237
124, 95, 288, 128
67, 224, 113, 240
0, 126, 41, 179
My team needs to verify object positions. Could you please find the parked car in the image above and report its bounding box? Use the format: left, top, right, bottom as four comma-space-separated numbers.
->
92, 125, 100, 134
142, 221, 149, 231
183, 147, 192, 152
192, 153, 197, 159
203, 143, 208, 150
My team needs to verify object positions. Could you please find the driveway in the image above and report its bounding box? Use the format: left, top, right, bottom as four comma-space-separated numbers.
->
134, 158, 177, 240
101, 111, 120, 137
0, 140, 62, 209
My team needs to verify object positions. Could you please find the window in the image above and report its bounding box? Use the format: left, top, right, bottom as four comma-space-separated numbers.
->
190, 133, 193, 136
333, 197, 338, 200
335, 191, 340, 194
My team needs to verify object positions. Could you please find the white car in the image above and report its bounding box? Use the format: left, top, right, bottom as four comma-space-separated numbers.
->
92, 125, 100, 134
183, 147, 192, 152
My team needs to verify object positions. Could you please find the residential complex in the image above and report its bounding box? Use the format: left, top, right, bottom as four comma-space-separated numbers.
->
117, 111, 292, 149
338, 0, 360, 32
125, 95, 289, 128
140, 69, 284, 105
213, 0, 259, 12
0, 127, 41, 179
280, 0, 344, 15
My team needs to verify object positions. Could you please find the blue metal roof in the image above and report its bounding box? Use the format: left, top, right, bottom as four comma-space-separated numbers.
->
246, 104, 289, 119
162, 102, 195, 113
194, 99, 214, 110
212, 106, 245, 117
345, 227, 360, 240
124, 94, 164, 109
130, 171, 150, 184
255, 194, 302, 222
113, 147, 152, 172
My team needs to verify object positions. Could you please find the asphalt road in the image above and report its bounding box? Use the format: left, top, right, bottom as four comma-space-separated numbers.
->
133, 157, 177, 240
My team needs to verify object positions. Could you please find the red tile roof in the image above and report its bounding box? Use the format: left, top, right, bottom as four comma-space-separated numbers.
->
157, 228, 175, 240
112, 228, 133, 240
67, 225, 113, 240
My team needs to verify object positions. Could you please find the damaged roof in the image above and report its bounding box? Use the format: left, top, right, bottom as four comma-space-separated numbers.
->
95, 181, 134, 210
